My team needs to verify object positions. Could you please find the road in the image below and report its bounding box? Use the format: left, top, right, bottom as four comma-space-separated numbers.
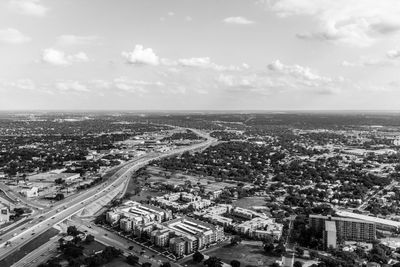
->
356, 181, 398, 211
0, 128, 216, 263
0, 183, 46, 210
67, 218, 181, 267
11, 235, 60, 267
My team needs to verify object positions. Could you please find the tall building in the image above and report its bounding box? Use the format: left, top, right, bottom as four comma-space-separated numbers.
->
310, 215, 376, 248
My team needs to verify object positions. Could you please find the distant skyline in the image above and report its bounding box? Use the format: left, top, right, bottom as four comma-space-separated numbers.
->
1, 0, 400, 110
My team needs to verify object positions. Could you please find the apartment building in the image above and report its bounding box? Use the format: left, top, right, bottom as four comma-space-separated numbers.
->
309, 214, 376, 249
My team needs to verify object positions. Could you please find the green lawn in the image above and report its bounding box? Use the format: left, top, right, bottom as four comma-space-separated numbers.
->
103, 257, 134, 267
83, 241, 106, 256
232, 197, 266, 209
181, 243, 279, 267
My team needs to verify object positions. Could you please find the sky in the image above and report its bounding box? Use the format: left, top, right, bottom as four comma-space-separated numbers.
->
1, 0, 400, 110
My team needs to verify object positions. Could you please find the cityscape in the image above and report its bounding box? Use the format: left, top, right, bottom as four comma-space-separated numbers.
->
2, 1, 400, 267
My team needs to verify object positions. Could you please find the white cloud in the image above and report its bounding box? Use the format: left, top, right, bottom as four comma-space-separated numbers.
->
168, 12, 175, 16
122, 45, 160, 66
185, 16, 193, 22
8, 0, 48, 17
264, 0, 400, 47
161, 57, 248, 71
113, 77, 163, 94
223, 16, 255, 25
342, 49, 400, 68
55, 81, 89, 92
267, 60, 332, 82
0, 79, 36, 91
0, 28, 31, 44
57, 35, 100, 46
88, 78, 164, 95
387, 49, 400, 59
41, 48, 89, 66
217, 60, 343, 95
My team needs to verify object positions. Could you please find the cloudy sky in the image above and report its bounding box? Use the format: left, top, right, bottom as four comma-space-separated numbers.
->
1, 0, 400, 110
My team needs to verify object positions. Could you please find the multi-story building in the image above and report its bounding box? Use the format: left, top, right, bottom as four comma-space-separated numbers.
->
232, 207, 254, 220
235, 217, 283, 240
120, 217, 134, 232
154, 193, 211, 211
106, 211, 121, 225
151, 228, 171, 247
135, 221, 155, 238
309, 215, 376, 249
162, 217, 224, 256
169, 236, 186, 257
204, 214, 233, 227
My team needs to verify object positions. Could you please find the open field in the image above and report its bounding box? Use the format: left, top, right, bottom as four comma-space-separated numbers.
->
83, 240, 105, 256
104, 258, 133, 267
125, 176, 165, 202
232, 197, 266, 209
145, 166, 245, 193
181, 242, 279, 267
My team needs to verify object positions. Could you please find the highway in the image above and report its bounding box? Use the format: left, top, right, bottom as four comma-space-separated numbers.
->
0, 128, 216, 264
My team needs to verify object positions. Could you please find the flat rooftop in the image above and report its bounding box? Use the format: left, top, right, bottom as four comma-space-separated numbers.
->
336, 210, 400, 228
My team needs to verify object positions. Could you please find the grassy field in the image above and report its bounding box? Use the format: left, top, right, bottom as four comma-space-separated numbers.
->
125, 175, 165, 202
145, 166, 241, 194
104, 257, 133, 267
232, 197, 266, 209
83, 240, 105, 256
181, 242, 279, 267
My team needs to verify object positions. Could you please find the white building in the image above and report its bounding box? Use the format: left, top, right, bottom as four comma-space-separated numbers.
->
0, 203, 10, 225
20, 186, 39, 198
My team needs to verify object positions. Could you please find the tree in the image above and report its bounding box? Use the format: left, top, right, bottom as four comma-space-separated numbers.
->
63, 243, 83, 258
294, 261, 303, 267
204, 256, 223, 267
263, 240, 274, 254
54, 193, 65, 201
142, 263, 152, 267
193, 251, 204, 263
230, 260, 241, 267
274, 243, 286, 256
85, 234, 95, 243
55, 178, 65, 185
160, 262, 171, 267
67, 226, 79, 236
101, 246, 122, 261
14, 208, 24, 217
230, 236, 242, 246
270, 263, 280, 267
126, 255, 139, 265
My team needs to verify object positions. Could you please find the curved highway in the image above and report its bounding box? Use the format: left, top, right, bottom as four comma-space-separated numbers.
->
0, 128, 216, 262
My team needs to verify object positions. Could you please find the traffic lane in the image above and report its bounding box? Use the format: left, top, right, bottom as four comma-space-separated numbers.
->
1, 171, 130, 256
